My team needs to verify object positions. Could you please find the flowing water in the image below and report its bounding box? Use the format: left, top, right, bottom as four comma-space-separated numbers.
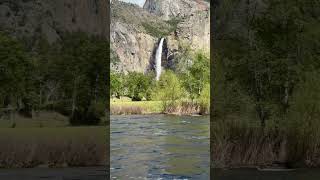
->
110, 114, 209, 179
155, 38, 164, 81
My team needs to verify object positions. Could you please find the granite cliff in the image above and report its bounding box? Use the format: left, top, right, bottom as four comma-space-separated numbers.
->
111, 0, 210, 73
0, 0, 210, 73
0, 0, 108, 44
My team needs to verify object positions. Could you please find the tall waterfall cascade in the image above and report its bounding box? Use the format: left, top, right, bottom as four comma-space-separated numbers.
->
155, 38, 164, 81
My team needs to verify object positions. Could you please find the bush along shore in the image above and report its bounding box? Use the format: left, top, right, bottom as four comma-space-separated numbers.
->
111, 49, 210, 116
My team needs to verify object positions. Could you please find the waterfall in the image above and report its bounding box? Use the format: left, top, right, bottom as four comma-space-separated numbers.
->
155, 38, 164, 81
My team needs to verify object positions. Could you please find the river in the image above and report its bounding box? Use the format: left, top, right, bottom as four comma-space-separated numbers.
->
110, 114, 210, 179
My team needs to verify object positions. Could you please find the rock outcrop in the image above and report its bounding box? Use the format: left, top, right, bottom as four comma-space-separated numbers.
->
143, 0, 210, 51
0, 0, 108, 43
143, 0, 209, 20
110, 1, 163, 73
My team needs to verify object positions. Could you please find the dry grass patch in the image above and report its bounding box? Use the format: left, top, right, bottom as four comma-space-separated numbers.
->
110, 101, 162, 115
0, 127, 107, 168
212, 116, 320, 168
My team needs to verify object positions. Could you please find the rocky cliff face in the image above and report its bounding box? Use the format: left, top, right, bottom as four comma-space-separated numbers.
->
111, 0, 210, 73
110, 1, 163, 73
143, 0, 208, 20
143, 0, 210, 51
0, 0, 210, 74
0, 0, 108, 43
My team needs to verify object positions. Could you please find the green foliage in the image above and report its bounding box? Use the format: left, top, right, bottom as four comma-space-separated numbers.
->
212, 0, 320, 167
157, 70, 185, 101
288, 71, 320, 134
0, 32, 108, 125
212, 53, 254, 117
56, 32, 109, 125
214, 0, 320, 127
165, 17, 183, 32
153, 70, 186, 109
126, 72, 154, 101
173, 43, 193, 73
180, 51, 210, 100
142, 17, 182, 38
142, 22, 172, 38
198, 83, 210, 114
110, 48, 210, 115
110, 71, 155, 101
110, 71, 124, 98
0, 32, 35, 116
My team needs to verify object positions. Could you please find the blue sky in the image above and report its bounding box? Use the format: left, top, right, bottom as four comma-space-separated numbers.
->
119, 0, 146, 7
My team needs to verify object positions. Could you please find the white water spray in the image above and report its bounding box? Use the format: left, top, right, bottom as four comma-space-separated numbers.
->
155, 38, 164, 81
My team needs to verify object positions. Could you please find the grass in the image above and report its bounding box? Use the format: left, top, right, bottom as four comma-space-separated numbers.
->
0, 111, 108, 128
0, 127, 107, 168
0, 111, 108, 168
110, 99, 209, 115
162, 101, 204, 115
111, 100, 163, 115
212, 118, 283, 168
211, 114, 320, 168
0, 111, 68, 128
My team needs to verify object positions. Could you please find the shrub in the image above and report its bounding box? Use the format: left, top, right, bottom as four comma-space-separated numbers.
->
86, 101, 106, 124
126, 72, 153, 101
142, 22, 171, 38
198, 83, 210, 114
153, 70, 188, 113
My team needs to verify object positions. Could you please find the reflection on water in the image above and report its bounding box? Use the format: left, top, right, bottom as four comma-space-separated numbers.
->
213, 168, 320, 180
111, 115, 209, 179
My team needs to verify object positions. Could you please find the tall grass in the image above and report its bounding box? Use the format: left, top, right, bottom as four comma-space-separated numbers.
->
163, 101, 201, 115
212, 72, 320, 168
0, 127, 107, 168
0, 111, 69, 128
110, 100, 209, 115
110, 101, 162, 115
212, 115, 320, 168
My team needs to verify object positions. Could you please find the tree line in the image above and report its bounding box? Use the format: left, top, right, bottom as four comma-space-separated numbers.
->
213, 0, 320, 128
0, 32, 109, 125
111, 47, 210, 114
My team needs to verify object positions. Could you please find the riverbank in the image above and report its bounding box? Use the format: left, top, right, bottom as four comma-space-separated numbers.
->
0, 112, 107, 168
211, 114, 320, 169
212, 168, 320, 180
110, 100, 208, 115
0, 167, 107, 180
0, 126, 107, 168
111, 101, 163, 115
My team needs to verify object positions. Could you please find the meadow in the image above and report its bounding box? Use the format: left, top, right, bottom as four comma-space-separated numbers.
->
0, 112, 107, 168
